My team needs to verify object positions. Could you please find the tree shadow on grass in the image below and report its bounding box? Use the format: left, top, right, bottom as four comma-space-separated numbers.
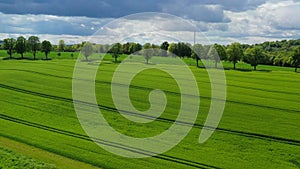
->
2, 57, 52, 61
198, 66, 272, 72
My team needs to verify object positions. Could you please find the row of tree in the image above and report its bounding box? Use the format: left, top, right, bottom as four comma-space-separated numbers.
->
2, 36, 300, 72
3, 36, 52, 60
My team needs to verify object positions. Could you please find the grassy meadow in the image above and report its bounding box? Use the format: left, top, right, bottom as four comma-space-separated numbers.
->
0, 50, 300, 168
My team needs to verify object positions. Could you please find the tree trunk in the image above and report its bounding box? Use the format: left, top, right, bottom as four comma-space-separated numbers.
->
295, 66, 298, 72
196, 58, 199, 67
21, 53, 23, 59
233, 63, 236, 70
114, 56, 117, 63
85, 56, 88, 61
254, 65, 256, 71
34, 52, 36, 60
146, 56, 149, 64
9, 50, 12, 59
46, 53, 48, 60
215, 61, 218, 68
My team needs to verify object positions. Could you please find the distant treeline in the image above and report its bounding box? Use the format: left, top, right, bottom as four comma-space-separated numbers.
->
1, 36, 300, 72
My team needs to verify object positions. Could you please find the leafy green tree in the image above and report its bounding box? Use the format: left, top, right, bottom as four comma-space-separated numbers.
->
110, 43, 122, 63
58, 40, 66, 52
177, 42, 192, 58
81, 42, 93, 61
192, 44, 204, 67
226, 42, 244, 70
290, 47, 300, 72
28, 36, 40, 60
142, 43, 153, 64
122, 42, 131, 54
41, 40, 52, 60
129, 43, 142, 54
210, 44, 227, 68
244, 46, 264, 70
168, 43, 177, 57
160, 41, 169, 57
15, 36, 27, 59
3, 38, 16, 59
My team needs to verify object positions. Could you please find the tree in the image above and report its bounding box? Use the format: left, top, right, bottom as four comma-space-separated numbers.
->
226, 42, 244, 70
58, 40, 66, 52
176, 42, 191, 58
290, 47, 300, 72
41, 40, 52, 60
244, 46, 264, 70
168, 43, 177, 57
110, 43, 122, 63
192, 44, 204, 67
209, 44, 227, 68
122, 42, 131, 54
15, 36, 27, 59
28, 36, 40, 60
160, 41, 169, 57
142, 43, 153, 64
81, 42, 93, 61
3, 38, 16, 59
129, 43, 142, 54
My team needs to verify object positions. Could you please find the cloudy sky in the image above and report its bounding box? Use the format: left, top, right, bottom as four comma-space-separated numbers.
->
0, 0, 299, 45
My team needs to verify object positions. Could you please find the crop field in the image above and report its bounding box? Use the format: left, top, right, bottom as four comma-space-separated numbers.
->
0, 53, 300, 169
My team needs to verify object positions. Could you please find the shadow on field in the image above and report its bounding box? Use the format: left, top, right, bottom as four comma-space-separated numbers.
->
2, 57, 52, 61
223, 67, 272, 72
289, 159, 300, 168
196, 65, 272, 72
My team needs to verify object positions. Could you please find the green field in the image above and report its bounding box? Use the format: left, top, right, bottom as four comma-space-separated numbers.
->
0, 146, 58, 169
0, 52, 300, 169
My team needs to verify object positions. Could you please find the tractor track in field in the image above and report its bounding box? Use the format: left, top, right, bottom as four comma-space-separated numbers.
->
1, 68, 300, 113
1, 83, 300, 147
0, 114, 220, 169
2, 68, 300, 97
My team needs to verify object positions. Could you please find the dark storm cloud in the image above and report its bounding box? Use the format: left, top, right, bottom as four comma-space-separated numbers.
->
0, 0, 268, 22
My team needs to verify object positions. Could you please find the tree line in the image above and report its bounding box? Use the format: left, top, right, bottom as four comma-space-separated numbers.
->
2, 36, 300, 72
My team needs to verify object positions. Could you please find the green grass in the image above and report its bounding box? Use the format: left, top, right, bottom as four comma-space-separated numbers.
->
0, 53, 300, 169
0, 146, 58, 169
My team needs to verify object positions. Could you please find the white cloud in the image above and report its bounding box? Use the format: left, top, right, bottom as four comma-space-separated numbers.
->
1, 1, 300, 45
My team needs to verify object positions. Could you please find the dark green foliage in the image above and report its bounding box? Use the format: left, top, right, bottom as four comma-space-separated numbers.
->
41, 40, 52, 60
58, 40, 66, 52
15, 36, 27, 59
227, 42, 244, 69
28, 36, 40, 60
160, 41, 169, 57
167, 42, 192, 58
290, 47, 300, 72
208, 44, 227, 68
243, 46, 264, 70
3, 38, 16, 58
0, 147, 58, 169
110, 43, 122, 62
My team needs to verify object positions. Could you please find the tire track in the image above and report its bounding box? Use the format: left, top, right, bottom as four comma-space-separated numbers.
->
0, 114, 220, 169
1, 69, 300, 113
0, 83, 300, 146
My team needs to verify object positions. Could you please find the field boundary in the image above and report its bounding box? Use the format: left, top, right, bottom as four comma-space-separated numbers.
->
0, 136, 100, 169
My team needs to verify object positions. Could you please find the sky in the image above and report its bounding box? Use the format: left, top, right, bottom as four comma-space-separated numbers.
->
0, 0, 300, 45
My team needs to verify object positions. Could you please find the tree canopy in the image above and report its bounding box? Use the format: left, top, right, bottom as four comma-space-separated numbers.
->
227, 42, 244, 69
